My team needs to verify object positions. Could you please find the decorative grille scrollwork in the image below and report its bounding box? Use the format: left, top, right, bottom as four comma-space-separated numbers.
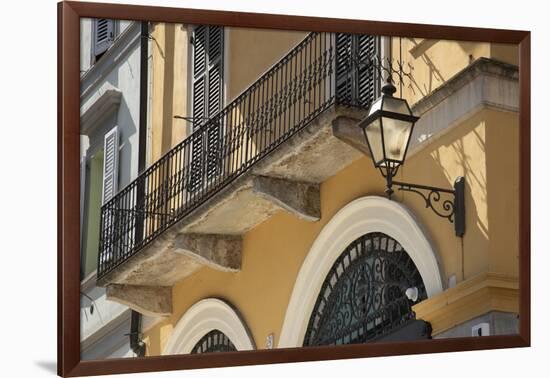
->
190, 329, 237, 354
303, 232, 427, 346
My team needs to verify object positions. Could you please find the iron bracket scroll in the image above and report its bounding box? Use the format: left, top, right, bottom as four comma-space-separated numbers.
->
392, 177, 465, 237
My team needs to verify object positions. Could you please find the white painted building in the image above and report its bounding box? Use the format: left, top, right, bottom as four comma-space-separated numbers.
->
79, 18, 145, 360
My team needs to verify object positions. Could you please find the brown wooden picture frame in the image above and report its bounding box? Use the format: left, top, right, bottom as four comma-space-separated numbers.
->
58, 1, 531, 376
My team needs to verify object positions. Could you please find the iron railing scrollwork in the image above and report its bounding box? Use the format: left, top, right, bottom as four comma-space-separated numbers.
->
97, 32, 381, 279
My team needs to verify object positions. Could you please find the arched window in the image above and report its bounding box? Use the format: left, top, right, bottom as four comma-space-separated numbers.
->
162, 298, 255, 355
279, 196, 442, 348
190, 329, 237, 354
303, 232, 429, 346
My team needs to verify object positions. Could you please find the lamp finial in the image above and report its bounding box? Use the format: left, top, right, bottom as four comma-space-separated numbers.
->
381, 80, 396, 97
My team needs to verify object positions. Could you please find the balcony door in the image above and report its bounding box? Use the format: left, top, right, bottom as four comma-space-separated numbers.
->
335, 33, 380, 108
190, 25, 225, 193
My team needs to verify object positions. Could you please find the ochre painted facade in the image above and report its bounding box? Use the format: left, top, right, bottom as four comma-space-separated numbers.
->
226, 28, 306, 101
390, 37, 518, 105
142, 27, 519, 355
150, 22, 190, 161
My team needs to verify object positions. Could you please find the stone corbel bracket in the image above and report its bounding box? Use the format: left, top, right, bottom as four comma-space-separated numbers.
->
174, 233, 242, 272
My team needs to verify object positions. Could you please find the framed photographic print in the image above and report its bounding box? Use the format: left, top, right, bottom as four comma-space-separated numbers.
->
58, 1, 530, 376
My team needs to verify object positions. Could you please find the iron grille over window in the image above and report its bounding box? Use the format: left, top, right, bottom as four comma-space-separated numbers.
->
191, 330, 237, 354
303, 232, 427, 346
98, 31, 380, 280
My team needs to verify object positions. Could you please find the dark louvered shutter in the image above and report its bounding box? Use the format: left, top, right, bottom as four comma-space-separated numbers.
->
192, 26, 207, 122
189, 26, 207, 193
205, 26, 224, 180
190, 25, 224, 192
356, 35, 378, 107
335, 33, 379, 107
335, 34, 354, 105
93, 19, 115, 58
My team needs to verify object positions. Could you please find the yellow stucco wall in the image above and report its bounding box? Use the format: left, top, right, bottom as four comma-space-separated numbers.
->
391, 37, 518, 105
400, 109, 519, 281
226, 27, 306, 101
223, 28, 322, 173
143, 105, 519, 355
150, 22, 190, 161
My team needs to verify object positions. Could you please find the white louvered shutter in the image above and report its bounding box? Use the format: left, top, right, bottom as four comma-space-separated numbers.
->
93, 19, 114, 57
102, 127, 119, 204
80, 157, 87, 245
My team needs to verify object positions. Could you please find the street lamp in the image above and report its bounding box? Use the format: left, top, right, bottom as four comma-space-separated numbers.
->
358, 80, 466, 237
359, 81, 418, 197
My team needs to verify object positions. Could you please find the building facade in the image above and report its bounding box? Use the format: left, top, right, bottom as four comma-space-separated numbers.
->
94, 23, 520, 356
79, 18, 147, 359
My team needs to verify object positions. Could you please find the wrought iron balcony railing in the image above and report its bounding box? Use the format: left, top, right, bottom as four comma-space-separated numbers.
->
98, 32, 380, 280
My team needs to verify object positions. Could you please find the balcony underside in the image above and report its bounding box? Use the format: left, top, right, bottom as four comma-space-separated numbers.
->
101, 105, 370, 316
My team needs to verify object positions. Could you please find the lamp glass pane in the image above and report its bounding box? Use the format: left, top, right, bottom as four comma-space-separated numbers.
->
367, 96, 383, 117
364, 118, 384, 165
381, 96, 411, 115
381, 116, 413, 162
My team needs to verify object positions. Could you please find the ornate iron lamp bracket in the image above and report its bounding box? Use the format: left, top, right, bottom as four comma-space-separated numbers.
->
392, 177, 465, 237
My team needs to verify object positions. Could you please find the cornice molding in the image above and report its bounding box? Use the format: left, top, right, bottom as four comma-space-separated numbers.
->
80, 87, 122, 135
413, 272, 519, 335
412, 58, 519, 116
80, 308, 132, 352
408, 58, 519, 158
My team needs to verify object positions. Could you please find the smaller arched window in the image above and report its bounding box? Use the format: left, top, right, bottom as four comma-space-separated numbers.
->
190, 329, 237, 354
162, 298, 255, 355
